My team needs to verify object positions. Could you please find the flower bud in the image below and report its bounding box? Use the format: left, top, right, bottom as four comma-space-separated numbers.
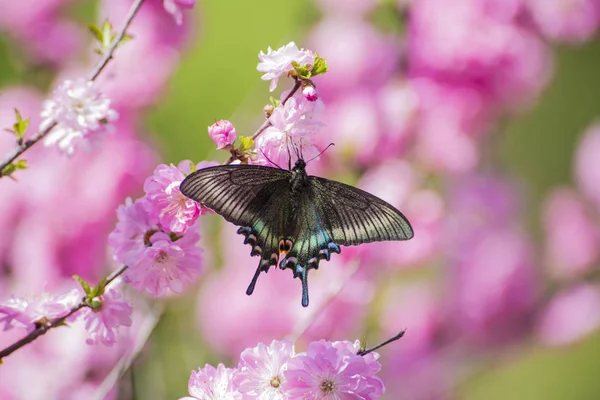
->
208, 120, 237, 149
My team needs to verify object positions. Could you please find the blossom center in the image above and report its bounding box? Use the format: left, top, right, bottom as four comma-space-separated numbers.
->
320, 379, 336, 394
269, 375, 281, 388
156, 250, 170, 263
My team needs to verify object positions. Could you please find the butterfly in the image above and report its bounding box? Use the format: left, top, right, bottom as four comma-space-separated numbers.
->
180, 157, 414, 307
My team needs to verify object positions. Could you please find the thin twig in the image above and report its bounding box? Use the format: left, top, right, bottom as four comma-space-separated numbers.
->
357, 330, 406, 356
251, 79, 303, 141
0, 266, 129, 360
0, 0, 146, 178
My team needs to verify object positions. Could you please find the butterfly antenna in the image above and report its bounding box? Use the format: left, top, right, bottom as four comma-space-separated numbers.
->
259, 148, 284, 169
306, 143, 335, 164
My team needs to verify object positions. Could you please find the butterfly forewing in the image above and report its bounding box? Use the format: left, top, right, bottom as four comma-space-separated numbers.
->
310, 176, 414, 246
180, 165, 290, 227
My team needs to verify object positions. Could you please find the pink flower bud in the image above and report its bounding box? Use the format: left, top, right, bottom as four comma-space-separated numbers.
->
208, 120, 237, 150
302, 85, 318, 102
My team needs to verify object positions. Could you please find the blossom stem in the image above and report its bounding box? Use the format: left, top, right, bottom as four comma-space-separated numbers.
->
357, 330, 406, 356
251, 78, 303, 141
0, 0, 146, 179
0, 265, 129, 361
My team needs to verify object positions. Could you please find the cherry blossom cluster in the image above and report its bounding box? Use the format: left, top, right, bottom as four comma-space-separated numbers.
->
207, 42, 328, 167
0, 286, 132, 346
181, 339, 385, 400
41, 78, 118, 156
108, 160, 213, 297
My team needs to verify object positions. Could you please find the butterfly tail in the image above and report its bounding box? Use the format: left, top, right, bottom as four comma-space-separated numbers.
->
300, 267, 309, 307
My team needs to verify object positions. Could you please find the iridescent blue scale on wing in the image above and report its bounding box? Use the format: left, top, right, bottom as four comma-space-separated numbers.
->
179, 160, 414, 307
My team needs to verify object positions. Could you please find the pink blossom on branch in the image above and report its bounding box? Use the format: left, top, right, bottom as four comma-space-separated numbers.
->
80, 289, 133, 346
283, 340, 385, 400
108, 198, 157, 267
108, 197, 204, 297
0, 289, 81, 333
181, 363, 241, 400
143, 160, 217, 235
124, 229, 203, 297
257, 42, 315, 92
254, 96, 324, 167
208, 120, 237, 149
41, 78, 118, 156
235, 339, 295, 399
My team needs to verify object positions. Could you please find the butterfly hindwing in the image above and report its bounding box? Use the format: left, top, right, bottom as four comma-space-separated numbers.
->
310, 176, 414, 246
277, 188, 341, 306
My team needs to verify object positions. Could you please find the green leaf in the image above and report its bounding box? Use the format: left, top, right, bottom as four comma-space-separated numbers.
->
239, 136, 255, 154
269, 96, 281, 107
73, 275, 91, 295
292, 61, 312, 80
310, 55, 328, 76
101, 19, 114, 50
12, 109, 29, 140
118, 33, 134, 47
1, 159, 28, 179
88, 300, 103, 310
88, 23, 104, 42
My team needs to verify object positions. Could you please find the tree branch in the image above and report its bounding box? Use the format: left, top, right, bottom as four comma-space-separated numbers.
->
0, 0, 146, 178
0, 265, 129, 360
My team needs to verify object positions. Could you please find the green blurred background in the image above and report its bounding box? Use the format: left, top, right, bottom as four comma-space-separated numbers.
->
2, 0, 600, 398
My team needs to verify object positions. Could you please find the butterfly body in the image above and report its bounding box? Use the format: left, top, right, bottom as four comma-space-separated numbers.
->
180, 159, 413, 307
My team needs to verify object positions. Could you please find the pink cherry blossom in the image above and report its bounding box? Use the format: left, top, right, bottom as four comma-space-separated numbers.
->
124, 228, 203, 297
254, 96, 324, 167
143, 160, 217, 235
257, 42, 315, 92
302, 85, 318, 102
235, 340, 295, 399
283, 339, 384, 400
163, 0, 196, 25
575, 122, 600, 209
542, 188, 600, 279
446, 176, 538, 344
80, 289, 133, 346
0, 288, 81, 333
208, 120, 237, 149
526, 0, 600, 43
41, 78, 118, 156
108, 197, 157, 267
408, 0, 552, 109
182, 364, 242, 400
536, 284, 600, 346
